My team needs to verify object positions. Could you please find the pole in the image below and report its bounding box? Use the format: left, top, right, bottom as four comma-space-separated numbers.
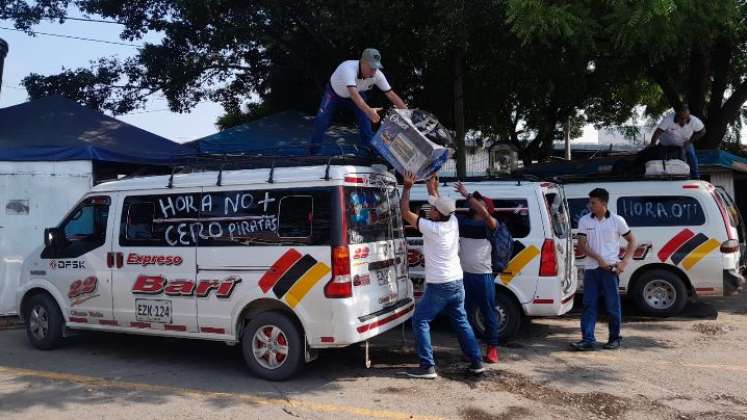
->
453, 47, 466, 178
564, 117, 571, 160
0, 38, 8, 97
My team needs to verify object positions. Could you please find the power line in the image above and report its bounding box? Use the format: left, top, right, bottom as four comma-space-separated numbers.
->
0, 26, 141, 48
62, 16, 124, 25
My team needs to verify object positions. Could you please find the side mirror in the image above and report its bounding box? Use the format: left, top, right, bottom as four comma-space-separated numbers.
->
44, 227, 63, 248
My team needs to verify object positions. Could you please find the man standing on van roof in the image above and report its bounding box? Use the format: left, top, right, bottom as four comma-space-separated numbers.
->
454, 182, 501, 364
310, 48, 408, 155
400, 172, 485, 378
649, 104, 706, 179
572, 188, 637, 351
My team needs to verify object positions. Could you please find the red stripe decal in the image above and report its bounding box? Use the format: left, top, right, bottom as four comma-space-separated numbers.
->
533, 299, 554, 304
69, 317, 87, 323
320, 336, 335, 343
99, 320, 119, 326
259, 249, 303, 293
357, 305, 414, 334
696, 288, 715, 292
561, 295, 574, 304
164, 324, 187, 332
200, 327, 225, 334
658, 229, 695, 262
130, 322, 151, 328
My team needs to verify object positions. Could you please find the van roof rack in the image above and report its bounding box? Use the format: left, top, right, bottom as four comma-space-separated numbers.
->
164, 150, 386, 188
436, 174, 545, 186
549, 173, 690, 184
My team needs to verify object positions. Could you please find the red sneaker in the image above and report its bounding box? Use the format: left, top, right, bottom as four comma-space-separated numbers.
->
485, 346, 499, 364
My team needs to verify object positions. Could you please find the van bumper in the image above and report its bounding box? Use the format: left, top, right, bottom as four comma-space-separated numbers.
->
724, 269, 746, 295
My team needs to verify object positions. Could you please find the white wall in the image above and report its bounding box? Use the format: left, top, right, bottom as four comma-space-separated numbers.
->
708, 170, 735, 199
0, 161, 93, 314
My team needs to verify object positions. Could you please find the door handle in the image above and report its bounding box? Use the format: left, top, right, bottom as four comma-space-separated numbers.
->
116, 252, 124, 269
106, 252, 114, 268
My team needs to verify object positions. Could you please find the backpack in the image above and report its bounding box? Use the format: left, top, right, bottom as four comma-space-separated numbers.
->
486, 221, 513, 274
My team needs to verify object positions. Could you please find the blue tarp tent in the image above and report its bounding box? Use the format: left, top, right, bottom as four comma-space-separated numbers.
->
0, 96, 185, 164
187, 111, 369, 157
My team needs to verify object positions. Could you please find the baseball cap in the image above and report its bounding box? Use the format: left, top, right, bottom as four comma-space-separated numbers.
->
427, 195, 456, 216
361, 48, 383, 70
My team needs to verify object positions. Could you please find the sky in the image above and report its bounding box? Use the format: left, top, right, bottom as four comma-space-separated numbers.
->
0, 14, 743, 146
0, 15, 224, 143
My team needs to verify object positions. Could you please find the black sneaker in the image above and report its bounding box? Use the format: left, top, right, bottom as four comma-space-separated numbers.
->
468, 360, 486, 375
406, 365, 437, 379
603, 339, 621, 350
569, 340, 596, 351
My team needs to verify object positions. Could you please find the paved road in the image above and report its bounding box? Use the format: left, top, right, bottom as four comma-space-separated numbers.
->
2, 296, 747, 419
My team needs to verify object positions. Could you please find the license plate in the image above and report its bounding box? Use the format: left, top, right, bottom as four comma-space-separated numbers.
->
135, 298, 172, 323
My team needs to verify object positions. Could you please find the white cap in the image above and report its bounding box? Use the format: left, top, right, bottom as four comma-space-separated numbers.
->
427, 195, 456, 216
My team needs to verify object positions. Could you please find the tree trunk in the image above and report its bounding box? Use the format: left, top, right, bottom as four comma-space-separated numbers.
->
453, 48, 466, 179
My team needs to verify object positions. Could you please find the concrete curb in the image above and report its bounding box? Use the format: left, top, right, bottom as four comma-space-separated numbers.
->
0, 316, 22, 330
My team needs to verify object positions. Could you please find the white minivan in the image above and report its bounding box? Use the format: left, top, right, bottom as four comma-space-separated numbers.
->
17, 162, 413, 380
406, 179, 577, 339
565, 179, 746, 316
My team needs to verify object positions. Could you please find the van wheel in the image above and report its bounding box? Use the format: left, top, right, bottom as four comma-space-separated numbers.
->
241, 311, 305, 381
472, 292, 522, 341
24, 294, 64, 350
631, 270, 688, 317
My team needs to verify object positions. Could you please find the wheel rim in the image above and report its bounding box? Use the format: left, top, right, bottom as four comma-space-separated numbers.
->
29, 305, 49, 341
252, 325, 289, 370
643, 279, 677, 310
475, 304, 508, 337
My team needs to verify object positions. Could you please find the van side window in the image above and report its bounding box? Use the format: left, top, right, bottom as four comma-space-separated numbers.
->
278, 196, 313, 239
568, 198, 591, 229
617, 196, 705, 227
120, 196, 178, 247
43, 196, 110, 258
455, 199, 531, 239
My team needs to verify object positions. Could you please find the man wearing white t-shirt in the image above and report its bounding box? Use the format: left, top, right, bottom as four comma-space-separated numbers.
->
571, 188, 637, 351
400, 172, 484, 379
310, 48, 407, 154
650, 104, 706, 179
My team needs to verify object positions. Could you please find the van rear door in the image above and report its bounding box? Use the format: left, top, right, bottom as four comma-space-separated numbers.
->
343, 180, 411, 318
542, 185, 576, 297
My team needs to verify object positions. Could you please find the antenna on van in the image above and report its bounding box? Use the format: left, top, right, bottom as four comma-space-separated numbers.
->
267, 160, 276, 183
323, 156, 334, 181
167, 166, 177, 188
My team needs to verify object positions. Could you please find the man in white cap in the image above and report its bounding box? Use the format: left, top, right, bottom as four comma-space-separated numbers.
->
310, 48, 407, 154
400, 172, 484, 379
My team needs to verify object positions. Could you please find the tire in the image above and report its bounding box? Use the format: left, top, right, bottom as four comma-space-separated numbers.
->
471, 291, 522, 341
631, 269, 688, 317
24, 294, 64, 350
241, 311, 305, 381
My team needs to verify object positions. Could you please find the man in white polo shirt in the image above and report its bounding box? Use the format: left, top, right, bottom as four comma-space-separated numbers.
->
650, 104, 706, 179
571, 188, 637, 351
310, 48, 407, 154
400, 172, 484, 378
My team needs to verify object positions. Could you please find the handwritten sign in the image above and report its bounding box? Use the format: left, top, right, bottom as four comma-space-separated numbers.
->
617, 196, 705, 227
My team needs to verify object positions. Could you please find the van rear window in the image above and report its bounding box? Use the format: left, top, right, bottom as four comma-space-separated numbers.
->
345, 186, 403, 244
568, 198, 591, 229
616, 196, 705, 227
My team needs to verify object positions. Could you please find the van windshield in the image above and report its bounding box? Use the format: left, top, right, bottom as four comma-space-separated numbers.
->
345, 186, 404, 244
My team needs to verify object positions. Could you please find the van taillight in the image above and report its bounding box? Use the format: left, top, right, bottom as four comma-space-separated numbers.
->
711, 192, 736, 243
539, 239, 558, 277
325, 246, 353, 298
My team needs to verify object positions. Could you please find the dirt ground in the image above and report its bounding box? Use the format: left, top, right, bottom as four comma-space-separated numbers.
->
1, 295, 747, 420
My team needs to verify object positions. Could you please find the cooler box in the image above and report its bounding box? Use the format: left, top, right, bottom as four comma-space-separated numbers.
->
370, 109, 451, 180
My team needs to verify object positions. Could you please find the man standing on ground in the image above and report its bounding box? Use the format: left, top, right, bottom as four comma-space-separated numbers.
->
400, 172, 485, 378
649, 104, 706, 179
310, 48, 407, 154
571, 188, 637, 351
454, 182, 500, 364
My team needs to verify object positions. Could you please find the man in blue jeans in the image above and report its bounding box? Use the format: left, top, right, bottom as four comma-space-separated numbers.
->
571, 188, 637, 351
649, 104, 706, 179
310, 48, 407, 155
453, 182, 500, 363
400, 172, 484, 379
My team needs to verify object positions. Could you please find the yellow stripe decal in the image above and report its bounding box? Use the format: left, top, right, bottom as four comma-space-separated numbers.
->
500, 245, 540, 285
285, 262, 331, 308
681, 238, 720, 271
